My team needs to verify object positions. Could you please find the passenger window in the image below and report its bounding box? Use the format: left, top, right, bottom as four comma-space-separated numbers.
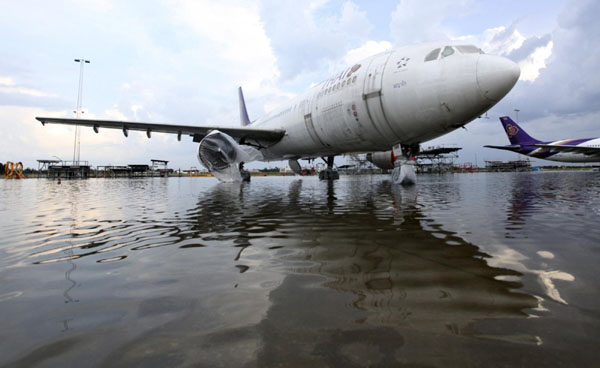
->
424, 48, 440, 61
441, 46, 454, 58
342, 80, 346, 87
352, 76, 357, 83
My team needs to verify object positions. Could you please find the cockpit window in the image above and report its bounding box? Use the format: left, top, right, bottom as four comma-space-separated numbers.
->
424, 48, 440, 61
456, 45, 484, 54
441, 46, 455, 58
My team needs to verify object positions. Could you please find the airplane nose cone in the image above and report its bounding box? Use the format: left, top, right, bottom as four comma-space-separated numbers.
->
476, 56, 520, 102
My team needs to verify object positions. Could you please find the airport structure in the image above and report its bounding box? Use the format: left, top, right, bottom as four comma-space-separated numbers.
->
35, 159, 171, 178
415, 146, 461, 173
37, 160, 91, 179
485, 159, 531, 172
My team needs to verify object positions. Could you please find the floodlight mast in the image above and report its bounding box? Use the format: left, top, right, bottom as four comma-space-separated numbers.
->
73, 58, 90, 164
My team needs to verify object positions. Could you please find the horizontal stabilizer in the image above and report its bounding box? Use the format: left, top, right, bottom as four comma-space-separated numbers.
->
484, 144, 522, 152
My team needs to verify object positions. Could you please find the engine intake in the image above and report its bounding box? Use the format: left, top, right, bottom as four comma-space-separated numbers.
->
197, 130, 263, 181
198, 131, 238, 171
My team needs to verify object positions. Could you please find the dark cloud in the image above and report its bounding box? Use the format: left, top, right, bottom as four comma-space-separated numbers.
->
490, 19, 520, 45
494, 0, 600, 122
506, 34, 551, 62
431, 0, 600, 164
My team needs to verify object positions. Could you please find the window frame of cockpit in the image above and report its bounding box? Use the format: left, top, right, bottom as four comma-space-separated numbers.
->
424, 44, 484, 62
441, 46, 455, 58
424, 48, 441, 62
455, 45, 484, 54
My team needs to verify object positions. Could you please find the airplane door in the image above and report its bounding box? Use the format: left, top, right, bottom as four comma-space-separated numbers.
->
304, 96, 328, 147
362, 51, 402, 141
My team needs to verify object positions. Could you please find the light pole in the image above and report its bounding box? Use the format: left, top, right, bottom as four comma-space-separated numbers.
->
73, 58, 90, 164
514, 109, 520, 123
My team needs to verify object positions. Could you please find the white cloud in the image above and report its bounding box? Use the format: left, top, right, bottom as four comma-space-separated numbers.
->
130, 105, 143, 121
337, 2, 373, 40
0, 106, 74, 165
0, 76, 57, 98
0, 104, 200, 169
167, 0, 279, 92
518, 41, 553, 82
97, 106, 130, 121
0, 77, 16, 86
0, 86, 57, 98
457, 25, 553, 82
344, 40, 393, 65
259, 0, 373, 81
390, 0, 474, 46
482, 25, 525, 55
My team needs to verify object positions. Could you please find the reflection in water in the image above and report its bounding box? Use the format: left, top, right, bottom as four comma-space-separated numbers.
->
252, 181, 540, 365
62, 257, 79, 304
500, 174, 575, 305
63, 201, 80, 304
505, 174, 539, 233
4, 174, 599, 366
178, 179, 540, 366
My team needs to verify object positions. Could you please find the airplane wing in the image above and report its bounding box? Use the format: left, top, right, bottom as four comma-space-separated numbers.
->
532, 144, 600, 156
484, 145, 522, 152
35, 117, 285, 147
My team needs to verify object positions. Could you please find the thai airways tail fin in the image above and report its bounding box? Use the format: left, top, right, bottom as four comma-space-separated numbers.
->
499, 116, 540, 145
238, 86, 251, 126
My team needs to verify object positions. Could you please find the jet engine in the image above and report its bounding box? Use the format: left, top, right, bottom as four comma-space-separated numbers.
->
366, 151, 395, 170
198, 130, 263, 182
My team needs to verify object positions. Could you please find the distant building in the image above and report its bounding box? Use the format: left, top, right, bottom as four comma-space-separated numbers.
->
485, 160, 531, 172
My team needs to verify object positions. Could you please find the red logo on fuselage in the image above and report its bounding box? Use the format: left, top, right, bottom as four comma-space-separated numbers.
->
346, 64, 361, 78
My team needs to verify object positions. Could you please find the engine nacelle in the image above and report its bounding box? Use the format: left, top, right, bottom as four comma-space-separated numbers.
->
198, 130, 262, 182
366, 151, 395, 170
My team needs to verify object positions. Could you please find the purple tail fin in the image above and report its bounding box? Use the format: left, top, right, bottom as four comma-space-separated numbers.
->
499, 116, 540, 145
238, 87, 251, 126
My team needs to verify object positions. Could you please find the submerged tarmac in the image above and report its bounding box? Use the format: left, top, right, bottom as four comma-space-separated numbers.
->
1, 172, 599, 366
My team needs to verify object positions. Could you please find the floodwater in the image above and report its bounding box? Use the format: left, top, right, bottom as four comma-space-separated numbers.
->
1, 172, 599, 367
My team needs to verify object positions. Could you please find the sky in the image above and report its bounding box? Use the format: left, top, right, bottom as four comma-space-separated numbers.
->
1, 0, 599, 170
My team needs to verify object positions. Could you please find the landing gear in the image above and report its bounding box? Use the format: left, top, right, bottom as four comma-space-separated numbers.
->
392, 144, 419, 186
239, 162, 251, 182
318, 156, 339, 181
400, 143, 420, 158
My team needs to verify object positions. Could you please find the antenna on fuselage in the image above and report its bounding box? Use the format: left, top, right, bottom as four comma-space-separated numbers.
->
238, 86, 251, 126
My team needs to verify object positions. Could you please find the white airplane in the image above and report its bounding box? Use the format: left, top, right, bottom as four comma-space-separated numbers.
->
37, 43, 520, 182
485, 116, 600, 162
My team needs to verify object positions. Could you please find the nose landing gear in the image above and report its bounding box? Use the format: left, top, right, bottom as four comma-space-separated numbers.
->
392, 144, 419, 185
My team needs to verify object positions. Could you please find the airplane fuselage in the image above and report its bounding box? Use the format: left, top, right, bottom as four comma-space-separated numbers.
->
254, 43, 520, 161
520, 138, 600, 162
